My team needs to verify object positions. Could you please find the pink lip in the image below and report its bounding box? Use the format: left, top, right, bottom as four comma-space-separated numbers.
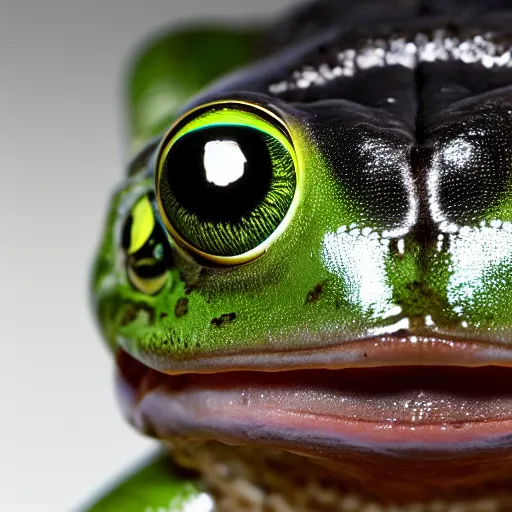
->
133, 334, 512, 374
118, 359, 512, 450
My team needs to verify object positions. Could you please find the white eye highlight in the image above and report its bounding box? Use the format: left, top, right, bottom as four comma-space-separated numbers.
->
203, 140, 247, 187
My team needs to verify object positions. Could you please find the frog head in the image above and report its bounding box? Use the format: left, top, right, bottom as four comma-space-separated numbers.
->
92, 25, 512, 500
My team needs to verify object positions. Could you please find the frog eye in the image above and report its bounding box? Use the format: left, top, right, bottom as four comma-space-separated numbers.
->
155, 101, 298, 264
122, 195, 170, 295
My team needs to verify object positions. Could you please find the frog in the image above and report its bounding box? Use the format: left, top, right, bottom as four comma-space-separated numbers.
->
88, 0, 512, 510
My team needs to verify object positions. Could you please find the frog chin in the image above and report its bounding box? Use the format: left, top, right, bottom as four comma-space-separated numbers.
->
115, 347, 512, 499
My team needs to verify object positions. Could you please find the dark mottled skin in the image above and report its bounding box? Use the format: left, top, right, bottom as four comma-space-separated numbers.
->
175, 298, 189, 318
211, 313, 237, 327
305, 282, 326, 304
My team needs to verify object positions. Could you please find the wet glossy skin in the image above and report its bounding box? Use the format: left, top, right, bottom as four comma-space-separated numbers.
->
92, 1, 512, 508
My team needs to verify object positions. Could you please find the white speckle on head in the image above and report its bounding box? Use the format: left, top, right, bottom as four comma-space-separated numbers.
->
269, 31, 511, 95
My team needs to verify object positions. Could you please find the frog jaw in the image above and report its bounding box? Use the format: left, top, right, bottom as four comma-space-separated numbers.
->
115, 341, 512, 501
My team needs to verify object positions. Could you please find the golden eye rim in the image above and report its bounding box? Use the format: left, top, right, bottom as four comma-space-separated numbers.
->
154, 99, 301, 266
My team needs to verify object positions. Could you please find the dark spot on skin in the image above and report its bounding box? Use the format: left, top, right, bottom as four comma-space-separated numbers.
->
121, 303, 154, 326
363, 353, 368, 358
406, 281, 422, 292
160, 312, 168, 320
195, 341, 201, 348
211, 312, 237, 327
121, 304, 138, 326
162, 336, 175, 347
305, 282, 326, 305
175, 298, 189, 318
183, 341, 189, 349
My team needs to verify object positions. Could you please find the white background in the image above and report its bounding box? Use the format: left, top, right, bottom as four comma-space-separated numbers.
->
6, 1, 298, 510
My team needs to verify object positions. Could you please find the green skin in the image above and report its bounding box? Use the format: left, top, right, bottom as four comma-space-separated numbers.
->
89, 20, 512, 512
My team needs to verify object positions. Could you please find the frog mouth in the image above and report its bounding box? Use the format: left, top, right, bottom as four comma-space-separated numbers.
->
116, 340, 512, 452
116, 339, 512, 496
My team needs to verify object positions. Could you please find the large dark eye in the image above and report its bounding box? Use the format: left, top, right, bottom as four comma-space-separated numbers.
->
155, 102, 298, 263
122, 195, 170, 295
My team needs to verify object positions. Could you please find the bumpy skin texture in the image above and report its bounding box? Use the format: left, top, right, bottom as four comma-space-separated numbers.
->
90, 0, 512, 510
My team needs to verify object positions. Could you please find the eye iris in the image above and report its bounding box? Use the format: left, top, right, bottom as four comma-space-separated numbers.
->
158, 121, 296, 257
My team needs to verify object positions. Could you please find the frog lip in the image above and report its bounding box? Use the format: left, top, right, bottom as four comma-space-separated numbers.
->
116, 345, 512, 456
126, 333, 512, 374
